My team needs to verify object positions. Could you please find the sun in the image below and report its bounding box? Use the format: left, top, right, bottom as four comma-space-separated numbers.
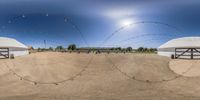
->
120, 19, 133, 26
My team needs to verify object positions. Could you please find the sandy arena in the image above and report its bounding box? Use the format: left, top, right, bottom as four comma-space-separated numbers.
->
0, 52, 200, 100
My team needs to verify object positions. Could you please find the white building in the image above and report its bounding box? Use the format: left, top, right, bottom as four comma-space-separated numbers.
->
0, 37, 28, 58
158, 37, 200, 59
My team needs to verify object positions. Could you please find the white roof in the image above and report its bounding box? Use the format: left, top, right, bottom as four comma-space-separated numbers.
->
0, 37, 27, 49
159, 37, 200, 49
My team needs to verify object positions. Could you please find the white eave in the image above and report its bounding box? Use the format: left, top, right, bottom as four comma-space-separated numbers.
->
158, 37, 200, 49
0, 37, 28, 49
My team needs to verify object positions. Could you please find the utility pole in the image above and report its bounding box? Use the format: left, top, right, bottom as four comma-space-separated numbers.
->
44, 40, 46, 49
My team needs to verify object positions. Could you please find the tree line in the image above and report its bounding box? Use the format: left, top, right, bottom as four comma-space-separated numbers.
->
136, 47, 157, 53
30, 44, 157, 53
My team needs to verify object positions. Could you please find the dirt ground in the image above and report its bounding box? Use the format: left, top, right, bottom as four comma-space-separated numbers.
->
0, 52, 200, 100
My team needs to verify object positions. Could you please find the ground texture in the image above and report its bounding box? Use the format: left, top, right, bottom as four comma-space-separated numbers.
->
0, 52, 200, 100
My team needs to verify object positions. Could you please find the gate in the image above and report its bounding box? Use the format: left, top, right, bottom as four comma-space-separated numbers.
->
0, 48, 9, 59
175, 48, 200, 59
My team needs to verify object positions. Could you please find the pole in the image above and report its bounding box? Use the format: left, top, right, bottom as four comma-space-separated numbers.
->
191, 48, 193, 59
44, 40, 46, 49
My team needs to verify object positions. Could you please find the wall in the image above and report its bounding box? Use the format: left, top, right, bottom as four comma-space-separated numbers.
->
9, 47, 29, 57
157, 51, 174, 57
9, 50, 29, 57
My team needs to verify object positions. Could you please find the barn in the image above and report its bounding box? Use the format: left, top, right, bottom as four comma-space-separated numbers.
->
158, 37, 200, 59
0, 37, 29, 58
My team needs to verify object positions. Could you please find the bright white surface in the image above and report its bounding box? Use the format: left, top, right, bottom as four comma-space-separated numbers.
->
120, 19, 133, 26
0, 49, 28, 57
157, 51, 174, 57
0, 37, 27, 49
158, 37, 200, 57
9, 50, 29, 57
0, 37, 28, 57
159, 37, 200, 49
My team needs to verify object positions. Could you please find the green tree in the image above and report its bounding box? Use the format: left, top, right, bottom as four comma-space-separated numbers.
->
149, 48, 157, 53
137, 47, 144, 52
110, 48, 115, 51
56, 46, 64, 51
115, 47, 122, 51
149, 48, 154, 52
49, 47, 54, 51
68, 44, 76, 51
126, 47, 132, 52
38, 48, 41, 52
144, 48, 148, 52
29, 46, 34, 50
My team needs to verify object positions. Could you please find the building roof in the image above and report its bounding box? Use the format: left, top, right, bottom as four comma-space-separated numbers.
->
0, 37, 27, 49
158, 37, 200, 49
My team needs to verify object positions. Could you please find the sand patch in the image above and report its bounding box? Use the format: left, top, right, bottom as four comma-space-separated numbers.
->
106, 54, 177, 82
169, 60, 200, 77
4, 52, 93, 83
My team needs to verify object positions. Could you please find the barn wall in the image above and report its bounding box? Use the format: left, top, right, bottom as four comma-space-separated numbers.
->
9, 50, 29, 57
157, 47, 175, 57
157, 51, 174, 57
9, 48, 29, 57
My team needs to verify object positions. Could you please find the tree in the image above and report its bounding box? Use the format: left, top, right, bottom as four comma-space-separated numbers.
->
126, 47, 132, 52
144, 48, 148, 52
68, 44, 76, 51
41, 48, 46, 51
56, 46, 64, 51
110, 48, 115, 51
149, 48, 157, 53
115, 47, 122, 51
149, 48, 154, 52
137, 47, 144, 52
38, 48, 41, 52
49, 47, 54, 51
29, 46, 34, 50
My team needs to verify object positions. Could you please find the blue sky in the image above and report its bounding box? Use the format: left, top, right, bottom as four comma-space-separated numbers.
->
0, 0, 200, 48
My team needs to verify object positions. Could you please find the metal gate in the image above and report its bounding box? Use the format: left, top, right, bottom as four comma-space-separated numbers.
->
175, 48, 200, 59
0, 48, 9, 59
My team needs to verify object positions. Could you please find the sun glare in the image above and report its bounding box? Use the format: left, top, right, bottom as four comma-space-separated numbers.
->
121, 19, 133, 26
